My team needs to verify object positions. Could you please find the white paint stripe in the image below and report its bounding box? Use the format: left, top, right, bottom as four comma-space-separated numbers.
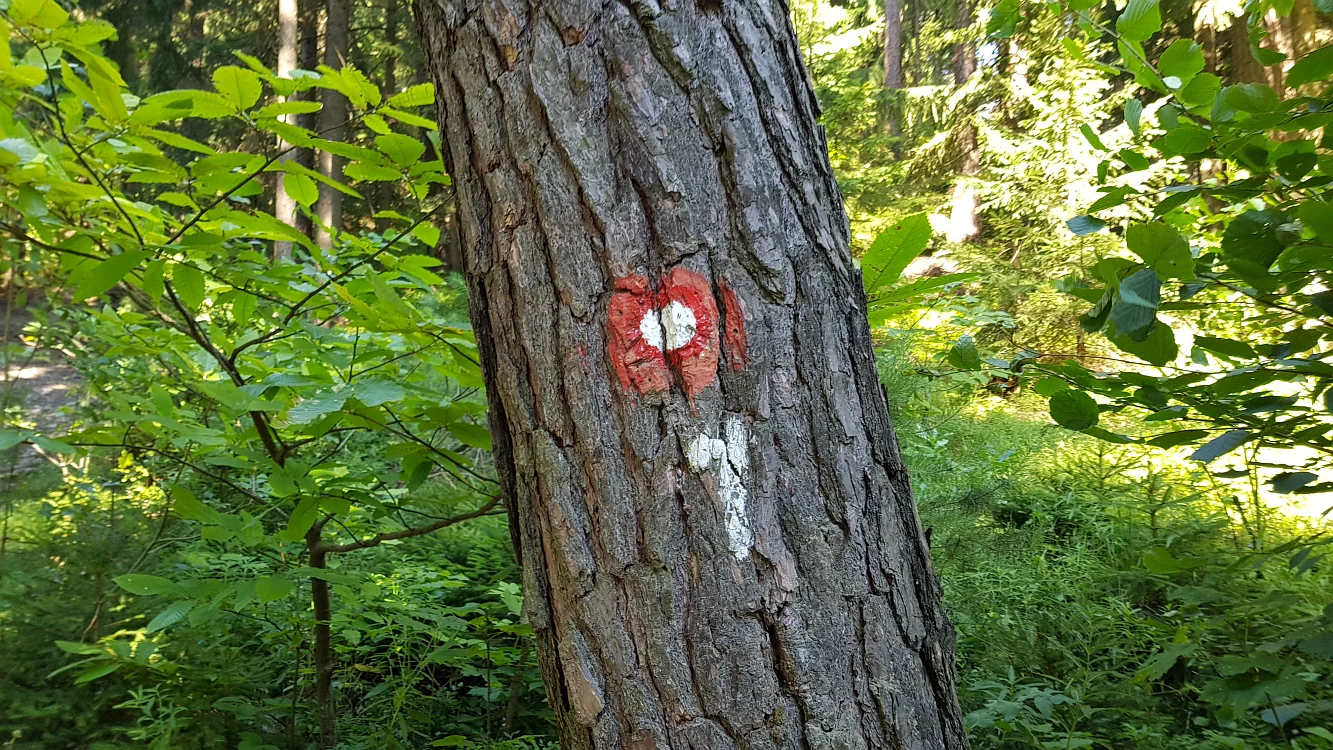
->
686, 415, 753, 560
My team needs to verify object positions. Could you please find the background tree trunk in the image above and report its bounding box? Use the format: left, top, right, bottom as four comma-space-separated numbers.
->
273, 0, 300, 258
885, 0, 903, 135
314, 0, 349, 249
948, 0, 979, 243
952, 0, 976, 85
413, 2, 968, 749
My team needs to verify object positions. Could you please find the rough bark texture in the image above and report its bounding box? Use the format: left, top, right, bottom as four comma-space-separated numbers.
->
315, 0, 350, 249
884, 0, 902, 90
884, 0, 903, 136
412, 1, 968, 748
950, 0, 974, 87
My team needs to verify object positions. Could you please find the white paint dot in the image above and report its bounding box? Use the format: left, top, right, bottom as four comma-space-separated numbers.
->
637, 301, 698, 354
660, 301, 698, 351
639, 309, 663, 351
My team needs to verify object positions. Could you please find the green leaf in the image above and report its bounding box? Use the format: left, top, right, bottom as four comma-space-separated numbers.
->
1287, 44, 1333, 87
448, 421, 492, 451
1142, 547, 1207, 574
1067, 215, 1107, 236
1125, 98, 1143, 135
946, 335, 983, 370
1158, 39, 1205, 88
1272, 472, 1317, 494
253, 100, 322, 119
1088, 186, 1131, 212
73, 662, 121, 685
114, 574, 178, 595
9, 0, 69, 28
255, 575, 295, 603
350, 380, 405, 407
171, 263, 206, 312
861, 213, 932, 293
381, 107, 437, 130
1298, 201, 1333, 243
1221, 210, 1285, 288
1079, 124, 1107, 151
1126, 223, 1194, 281
283, 172, 319, 208
1193, 335, 1256, 359
375, 133, 427, 167
412, 223, 442, 249
1190, 429, 1250, 463
54, 640, 101, 655
1109, 268, 1161, 338
172, 486, 225, 524
1112, 321, 1178, 366
387, 82, 435, 108
146, 601, 194, 632
212, 66, 263, 110
71, 250, 150, 300
1050, 389, 1100, 431
1116, 0, 1161, 42
1138, 641, 1197, 680
344, 162, 402, 181
1225, 84, 1279, 113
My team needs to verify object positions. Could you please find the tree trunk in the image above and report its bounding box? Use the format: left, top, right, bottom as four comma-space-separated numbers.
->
885, 0, 903, 135
305, 525, 336, 747
384, 0, 400, 94
952, 0, 975, 86
273, 0, 300, 258
912, 0, 923, 85
412, 2, 968, 749
948, 0, 980, 243
314, 0, 350, 250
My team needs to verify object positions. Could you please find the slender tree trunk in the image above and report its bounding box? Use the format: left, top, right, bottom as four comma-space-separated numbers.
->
952, 0, 976, 85
293, 0, 321, 239
912, 0, 923, 85
885, 0, 903, 135
948, 0, 980, 242
305, 526, 336, 747
384, 0, 399, 94
314, 0, 350, 250
413, 2, 968, 749
274, 0, 300, 258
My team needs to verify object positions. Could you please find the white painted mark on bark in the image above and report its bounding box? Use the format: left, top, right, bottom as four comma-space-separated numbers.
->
660, 300, 699, 351
637, 301, 698, 354
686, 414, 753, 559
639, 309, 664, 352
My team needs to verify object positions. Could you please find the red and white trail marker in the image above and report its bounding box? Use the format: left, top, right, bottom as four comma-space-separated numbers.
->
607, 267, 742, 398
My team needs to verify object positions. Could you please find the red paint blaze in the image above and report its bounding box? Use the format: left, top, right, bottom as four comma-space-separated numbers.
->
606, 268, 745, 399
660, 267, 719, 398
720, 278, 748, 371
607, 274, 670, 395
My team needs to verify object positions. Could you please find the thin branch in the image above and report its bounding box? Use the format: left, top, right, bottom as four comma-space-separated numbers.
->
315, 497, 501, 554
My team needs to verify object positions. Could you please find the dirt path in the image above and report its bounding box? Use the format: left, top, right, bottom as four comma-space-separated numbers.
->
0, 306, 84, 476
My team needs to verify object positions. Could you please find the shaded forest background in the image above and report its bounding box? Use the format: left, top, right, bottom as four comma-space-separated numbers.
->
0, 0, 1330, 748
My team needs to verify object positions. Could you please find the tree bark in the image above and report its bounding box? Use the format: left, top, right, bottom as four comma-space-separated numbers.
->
948, 0, 980, 243
952, 0, 975, 86
885, 0, 903, 135
314, 0, 350, 250
274, 0, 301, 258
412, 2, 968, 749
305, 525, 336, 747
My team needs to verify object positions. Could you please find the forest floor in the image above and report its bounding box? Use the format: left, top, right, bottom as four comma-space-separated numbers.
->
0, 306, 82, 476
